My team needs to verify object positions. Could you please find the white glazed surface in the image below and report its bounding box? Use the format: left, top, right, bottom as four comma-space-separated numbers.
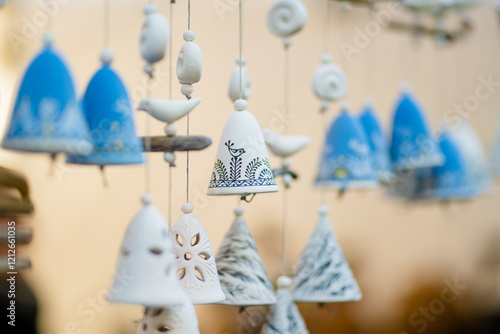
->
176, 42, 202, 84
140, 12, 169, 64
137, 97, 201, 124
267, 0, 308, 38
262, 128, 311, 158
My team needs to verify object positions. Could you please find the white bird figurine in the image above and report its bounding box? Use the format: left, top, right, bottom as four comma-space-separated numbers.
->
137, 97, 201, 124
262, 128, 311, 158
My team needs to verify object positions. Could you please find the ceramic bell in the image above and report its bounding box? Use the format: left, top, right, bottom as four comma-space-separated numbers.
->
215, 206, 276, 306
358, 99, 392, 183
260, 276, 309, 334
207, 100, 279, 196
66, 50, 144, 166
292, 206, 362, 303
177, 30, 202, 98
315, 104, 377, 190
390, 84, 443, 171
137, 292, 200, 334
449, 122, 492, 194
140, 4, 169, 67
2, 35, 92, 155
228, 56, 251, 102
170, 203, 225, 304
267, 0, 308, 40
312, 54, 347, 112
107, 194, 185, 307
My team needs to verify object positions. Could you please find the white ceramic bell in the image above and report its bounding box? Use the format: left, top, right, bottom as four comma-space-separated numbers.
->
267, 0, 308, 39
207, 100, 279, 196
292, 206, 362, 303
176, 30, 202, 98
107, 194, 185, 307
137, 291, 200, 334
260, 276, 309, 334
170, 203, 226, 304
312, 54, 347, 111
138, 97, 201, 124
262, 128, 310, 158
140, 4, 169, 66
215, 206, 276, 306
228, 56, 251, 102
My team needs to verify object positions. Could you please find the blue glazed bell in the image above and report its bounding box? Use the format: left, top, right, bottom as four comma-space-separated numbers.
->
315, 104, 377, 190
390, 85, 443, 171
67, 50, 144, 166
358, 100, 392, 183
2, 37, 92, 155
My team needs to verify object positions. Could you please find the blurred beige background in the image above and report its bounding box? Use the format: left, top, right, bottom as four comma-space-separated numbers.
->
1, 0, 500, 333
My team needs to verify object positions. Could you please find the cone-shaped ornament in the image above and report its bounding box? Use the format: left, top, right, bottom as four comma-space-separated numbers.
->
107, 194, 185, 307
170, 203, 225, 304
208, 100, 279, 196
315, 104, 377, 190
292, 206, 362, 303
67, 50, 143, 166
137, 291, 200, 334
390, 84, 443, 171
260, 276, 309, 334
215, 206, 276, 306
2, 36, 92, 154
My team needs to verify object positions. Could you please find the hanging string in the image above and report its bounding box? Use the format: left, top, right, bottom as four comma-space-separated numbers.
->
186, 0, 191, 204
168, 1, 174, 227
103, 0, 110, 48
283, 46, 290, 135
281, 185, 288, 275
324, 0, 330, 54
239, 0, 243, 100
188, 0, 191, 30
169, 165, 173, 227
145, 78, 153, 194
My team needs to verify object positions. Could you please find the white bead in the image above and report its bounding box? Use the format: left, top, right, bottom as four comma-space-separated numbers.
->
177, 42, 202, 84
401, 81, 412, 94
267, 0, 308, 38
283, 38, 292, 48
143, 3, 157, 15
181, 203, 194, 214
365, 96, 375, 108
43, 32, 55, 46
341, 100, 351, 111
321, 53, 331, 64
164, 152, 176, 164
100, 47, 114, 65
143, 64, 154, 76
312, 59, 347, 102
234, 206, 244, 216
318, 205, 328, 215
236, 56, 246, 65
277, 275, 292, 289
142, 193, 154, 205
180, 84, 194, 97
164, 123, 178, 136
283, 173, 293, 187
321, 100, 330, 112
234, 99, 248, 111
183, 30, 196, 42
282, 158, 292, 168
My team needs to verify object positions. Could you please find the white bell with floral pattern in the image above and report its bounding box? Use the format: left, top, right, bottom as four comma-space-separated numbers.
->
170, 203, 225, 304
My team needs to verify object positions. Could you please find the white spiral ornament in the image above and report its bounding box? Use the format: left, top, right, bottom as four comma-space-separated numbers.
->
228, 56, 251, 102
312, 54, 347, 111
140, 4, 169, 72
267, 0, 308, 41
176, 30, 202, 98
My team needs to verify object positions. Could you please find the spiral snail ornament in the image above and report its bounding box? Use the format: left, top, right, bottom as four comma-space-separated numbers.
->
176, 30, 203, 98
228, 56, 251, 102
267, 0, 308, 43
312, 54, 348, 112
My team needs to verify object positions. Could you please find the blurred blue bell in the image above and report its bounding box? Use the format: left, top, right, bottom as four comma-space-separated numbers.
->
2, 36, 92, 155
492, 120, 500, 179
390, 84, 443, 171
315, 104, 377, 190
67, 49, 144, 166
358, 99, 392, 183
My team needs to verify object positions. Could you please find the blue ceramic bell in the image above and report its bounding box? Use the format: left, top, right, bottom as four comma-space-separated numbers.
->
315, 104, 377, 190
358, 100, 392, 183
390, 85, 443, 171
2, 36, 92, 155
67, 49, 144, 166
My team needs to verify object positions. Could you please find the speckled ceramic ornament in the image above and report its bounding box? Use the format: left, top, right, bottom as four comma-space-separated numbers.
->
312, 54, 347, 111
140, 4, 169, 66
228, 57, 251, 102
390, 84, 443, 171
262, 128, 310, 158
215, 206, 276, 306
315, 105, 377, 190
292, 206, 362, 303
66, 51, 143, 166
267, 0, 308, 39
359, 100, 392, 183
137, 292, 200, 334
2, 37, 92, 155
107, 195, 185, 307
170, 203, 225, 304
207, 100, 279, 196
176, 30, 202, 98
449, 122, 492, 194
261, 276, 308, 334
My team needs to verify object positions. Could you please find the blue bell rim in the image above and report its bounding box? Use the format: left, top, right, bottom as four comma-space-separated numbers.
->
66, 153, 144, 166
315, 179, 378, 190
392, 153, 444, 172
207, 184, 279, 196
2, 138, 92, 155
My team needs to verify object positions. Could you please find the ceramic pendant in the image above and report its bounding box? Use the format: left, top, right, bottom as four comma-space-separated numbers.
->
390, 84, 444, 171
138, 97, 201, 124
315, 104, 377, 190
260, 276, 309, 334
207, 100, 279, 196
215, 206, 276, 306
262, 129, 310, 158
170, 203, 226, 304
137, 292, 200, 334
66, 49, 144, 166
107, 194, 185, 307
292, 206, 362, 303
228, 57, 251, 102
267, 0, 308, 39
140, 4, 169, 66
312, 54, 347, 111
2, 35, 92, 155
176, 30, 202, 98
